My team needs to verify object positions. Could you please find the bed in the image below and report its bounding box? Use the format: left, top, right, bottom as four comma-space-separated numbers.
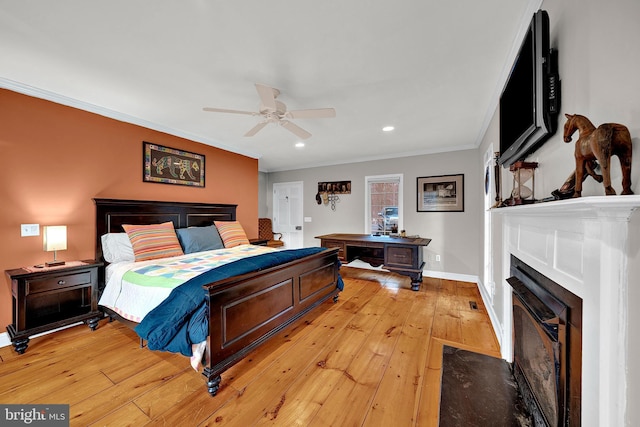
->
94, 198, 342, 396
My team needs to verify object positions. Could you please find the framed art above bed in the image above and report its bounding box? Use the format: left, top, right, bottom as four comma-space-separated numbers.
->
143, 142, 205, 187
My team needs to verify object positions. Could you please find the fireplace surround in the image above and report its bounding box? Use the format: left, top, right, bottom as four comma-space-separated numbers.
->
492, 195, 640, 426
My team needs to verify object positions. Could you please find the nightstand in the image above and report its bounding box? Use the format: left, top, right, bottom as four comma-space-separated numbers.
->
5, 260, 103, 354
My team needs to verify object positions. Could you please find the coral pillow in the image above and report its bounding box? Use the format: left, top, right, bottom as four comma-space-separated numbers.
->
122, 222, 184, 261
214, 221, 250, 248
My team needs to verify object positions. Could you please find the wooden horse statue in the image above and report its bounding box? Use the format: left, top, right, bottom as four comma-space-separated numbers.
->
563, 113, 633, 197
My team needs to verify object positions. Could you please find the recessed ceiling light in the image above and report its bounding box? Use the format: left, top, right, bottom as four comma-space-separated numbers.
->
382, 126, 395, 132
295, 142, 305, 148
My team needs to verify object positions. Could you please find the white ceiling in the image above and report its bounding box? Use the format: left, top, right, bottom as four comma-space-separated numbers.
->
0, 1, 538, 172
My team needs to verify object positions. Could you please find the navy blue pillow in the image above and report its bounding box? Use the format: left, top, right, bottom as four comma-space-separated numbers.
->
175, 225, 224, 254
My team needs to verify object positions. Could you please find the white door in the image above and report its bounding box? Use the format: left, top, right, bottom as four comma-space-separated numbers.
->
273, 181, 304, 248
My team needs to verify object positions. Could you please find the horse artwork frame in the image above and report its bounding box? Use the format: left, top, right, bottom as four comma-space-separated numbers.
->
563, 113, 633, 197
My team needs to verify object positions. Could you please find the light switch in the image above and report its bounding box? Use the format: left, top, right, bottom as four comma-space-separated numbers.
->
21, 224, 40, 237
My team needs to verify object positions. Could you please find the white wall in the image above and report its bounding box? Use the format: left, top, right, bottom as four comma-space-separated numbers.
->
266, 149, 482, 276
258, 171, 268, 218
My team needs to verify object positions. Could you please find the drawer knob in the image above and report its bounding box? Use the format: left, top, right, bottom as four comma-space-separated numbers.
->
57, 280, 66, 285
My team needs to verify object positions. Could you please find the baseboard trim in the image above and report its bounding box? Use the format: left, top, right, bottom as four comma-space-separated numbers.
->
0, 322, 83, 349
0, 331, 10, 348
474, 278, 504, 349
423, 269, 478, 283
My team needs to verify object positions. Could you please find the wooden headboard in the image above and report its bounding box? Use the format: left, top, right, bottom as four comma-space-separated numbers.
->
94, 198, 237, 264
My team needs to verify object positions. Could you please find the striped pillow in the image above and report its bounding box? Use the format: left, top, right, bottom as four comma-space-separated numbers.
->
214, 221, 250, 248
122, 222, 184, 261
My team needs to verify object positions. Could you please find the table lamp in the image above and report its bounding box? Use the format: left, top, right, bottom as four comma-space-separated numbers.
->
43, 225, 67, 266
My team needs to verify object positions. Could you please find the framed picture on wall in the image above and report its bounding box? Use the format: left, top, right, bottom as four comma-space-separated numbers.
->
143, 142, 205, 187
417, 174, 464, 212
317, 181, 351, 194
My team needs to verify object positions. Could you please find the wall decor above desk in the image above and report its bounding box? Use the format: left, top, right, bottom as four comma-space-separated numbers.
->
417, 174, 464, 212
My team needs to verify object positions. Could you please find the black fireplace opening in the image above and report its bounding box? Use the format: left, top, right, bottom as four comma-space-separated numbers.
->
508, 255, 582, 427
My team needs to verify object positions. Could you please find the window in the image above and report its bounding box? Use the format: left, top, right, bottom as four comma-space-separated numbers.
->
365, 174, 403, 235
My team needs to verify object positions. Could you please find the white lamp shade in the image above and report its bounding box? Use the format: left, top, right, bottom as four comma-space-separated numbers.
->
43, 226, 67, 252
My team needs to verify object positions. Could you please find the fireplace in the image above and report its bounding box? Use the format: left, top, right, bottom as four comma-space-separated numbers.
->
493, 196, 639, 425
508, 255, 582, 426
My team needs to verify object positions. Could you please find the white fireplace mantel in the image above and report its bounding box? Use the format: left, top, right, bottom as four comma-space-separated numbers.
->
492, 195, 640, 427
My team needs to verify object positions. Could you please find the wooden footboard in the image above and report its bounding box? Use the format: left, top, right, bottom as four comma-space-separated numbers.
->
202, 247, 340, 396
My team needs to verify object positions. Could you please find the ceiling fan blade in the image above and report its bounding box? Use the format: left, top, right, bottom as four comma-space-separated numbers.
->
244, 121, 268, 137
255, 83, 277, 111
286, 108, 336, 119
281, 120, 312, 139
203, 107, 257, 116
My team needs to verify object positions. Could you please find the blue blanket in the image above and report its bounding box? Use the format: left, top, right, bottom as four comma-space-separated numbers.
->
135, 247, 343, 356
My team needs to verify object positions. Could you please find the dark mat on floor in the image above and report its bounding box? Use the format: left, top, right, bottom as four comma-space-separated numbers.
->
439, 345, 531, 427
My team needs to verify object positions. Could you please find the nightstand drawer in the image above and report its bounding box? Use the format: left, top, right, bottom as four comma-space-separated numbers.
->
27, 271, 92, 294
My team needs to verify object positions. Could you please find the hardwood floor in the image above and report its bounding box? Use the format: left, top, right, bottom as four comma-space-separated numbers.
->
0, 267, 500, 426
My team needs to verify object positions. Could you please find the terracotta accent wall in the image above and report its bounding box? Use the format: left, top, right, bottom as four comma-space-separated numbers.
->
0, 89, 259, 328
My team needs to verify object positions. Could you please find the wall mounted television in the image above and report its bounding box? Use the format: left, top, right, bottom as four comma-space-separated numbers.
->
498, 9, 560, 166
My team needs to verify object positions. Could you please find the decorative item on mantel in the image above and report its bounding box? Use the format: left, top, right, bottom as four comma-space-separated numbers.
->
551, 159, 600, 200
562, 113, 633, 197
503, 162, 538, 206
492, 151, 503, 208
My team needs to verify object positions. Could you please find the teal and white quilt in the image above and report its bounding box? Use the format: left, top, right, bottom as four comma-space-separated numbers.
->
98, 244, 274, 322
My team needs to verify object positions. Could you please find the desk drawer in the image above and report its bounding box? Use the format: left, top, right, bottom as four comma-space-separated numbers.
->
321, 240, 345, 259
385, 245, 417, 269
27, 271, 92, 294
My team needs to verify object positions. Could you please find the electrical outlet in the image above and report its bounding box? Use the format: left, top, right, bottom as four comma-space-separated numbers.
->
21, 224, 40, 237
435, 254, 441, 262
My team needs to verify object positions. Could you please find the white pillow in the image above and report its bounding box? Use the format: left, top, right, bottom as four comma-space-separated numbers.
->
101, 233, 135, 263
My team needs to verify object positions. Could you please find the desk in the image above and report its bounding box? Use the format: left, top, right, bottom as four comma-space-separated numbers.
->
316, 233, 431, 291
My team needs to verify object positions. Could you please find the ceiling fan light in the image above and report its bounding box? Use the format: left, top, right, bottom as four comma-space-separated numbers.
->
204, 83, 334, 139
382, 126, 395, 132
295, 142, 305, 148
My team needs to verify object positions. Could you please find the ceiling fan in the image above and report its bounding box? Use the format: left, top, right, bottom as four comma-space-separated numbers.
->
203, 83, 335, 139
